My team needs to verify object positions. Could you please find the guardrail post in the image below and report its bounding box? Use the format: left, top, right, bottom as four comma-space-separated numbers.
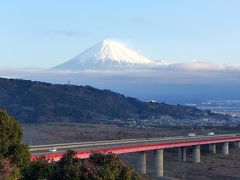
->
138, 151, 147, 175
193, 145, 200, 163
222, 142, 229, 155
155, 149, 164, 178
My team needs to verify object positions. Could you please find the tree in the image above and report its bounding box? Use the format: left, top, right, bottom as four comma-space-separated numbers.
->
118, 165, 140, 180
85, 153, 140, 180
0, 110, 23, 157
8, 144, 30, 169
89, 153, 123, 179
0, 158, 21, 180
21, 156, 54, 180
53, 150, 82, 180
0, 109, 30, 179
24, 151, 141, 180
79, 160, 99, 180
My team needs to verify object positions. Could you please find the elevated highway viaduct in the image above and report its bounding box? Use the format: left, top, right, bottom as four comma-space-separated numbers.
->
30, 134, 240, 179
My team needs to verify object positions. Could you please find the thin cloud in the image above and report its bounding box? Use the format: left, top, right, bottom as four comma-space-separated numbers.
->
1, 60, 240, 86
168, 60, 240, 72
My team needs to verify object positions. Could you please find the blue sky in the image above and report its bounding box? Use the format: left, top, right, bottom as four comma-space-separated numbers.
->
0, 0, 240, 68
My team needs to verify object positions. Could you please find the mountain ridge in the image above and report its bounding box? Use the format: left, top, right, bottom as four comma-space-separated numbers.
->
0, 77, 231, 124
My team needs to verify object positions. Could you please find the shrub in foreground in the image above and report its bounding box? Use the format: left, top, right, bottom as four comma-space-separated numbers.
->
23, 150, 141, 180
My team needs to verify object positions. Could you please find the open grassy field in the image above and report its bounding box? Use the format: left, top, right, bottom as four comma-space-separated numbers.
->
21, 122, 235, 145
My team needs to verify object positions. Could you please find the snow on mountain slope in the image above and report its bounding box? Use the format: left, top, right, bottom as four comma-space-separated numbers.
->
54, 39, 160, 70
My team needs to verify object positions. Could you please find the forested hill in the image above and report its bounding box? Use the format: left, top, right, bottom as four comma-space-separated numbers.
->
0, 77, 229, 123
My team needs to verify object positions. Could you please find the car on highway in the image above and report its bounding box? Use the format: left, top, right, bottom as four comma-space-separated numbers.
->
188, 133, 196, 137
207, 132, 214, 136
49, 148, 57, 152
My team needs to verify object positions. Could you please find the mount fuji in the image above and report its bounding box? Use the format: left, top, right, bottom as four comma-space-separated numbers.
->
54, 39, 165, 70
8, 39, 240, 104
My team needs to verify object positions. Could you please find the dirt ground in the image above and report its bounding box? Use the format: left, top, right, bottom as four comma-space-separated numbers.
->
22, 122, 231, 145
22, 123, 240, 179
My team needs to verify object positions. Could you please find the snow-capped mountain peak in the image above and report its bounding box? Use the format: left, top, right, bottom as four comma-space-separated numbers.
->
95, 39, 153, 64
54, 39, 155, 70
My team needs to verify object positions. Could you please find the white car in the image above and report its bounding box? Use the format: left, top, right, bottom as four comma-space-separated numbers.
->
207, 132, 214, 136
49, 148, 57, 152
188, 133, 196, 137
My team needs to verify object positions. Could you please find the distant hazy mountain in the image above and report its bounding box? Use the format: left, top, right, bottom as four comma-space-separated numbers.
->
0, 77, 229, 123
54, 39, 166, 70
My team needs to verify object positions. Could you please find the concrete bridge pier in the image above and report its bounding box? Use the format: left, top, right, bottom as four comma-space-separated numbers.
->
209, 144, 216, 154
222, 142, 229, 155
138, 151, 147, 175
235, 141, 240, 149
193, 145, 201, 163
178, 147, 187, 162
155, 149, 164, 178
